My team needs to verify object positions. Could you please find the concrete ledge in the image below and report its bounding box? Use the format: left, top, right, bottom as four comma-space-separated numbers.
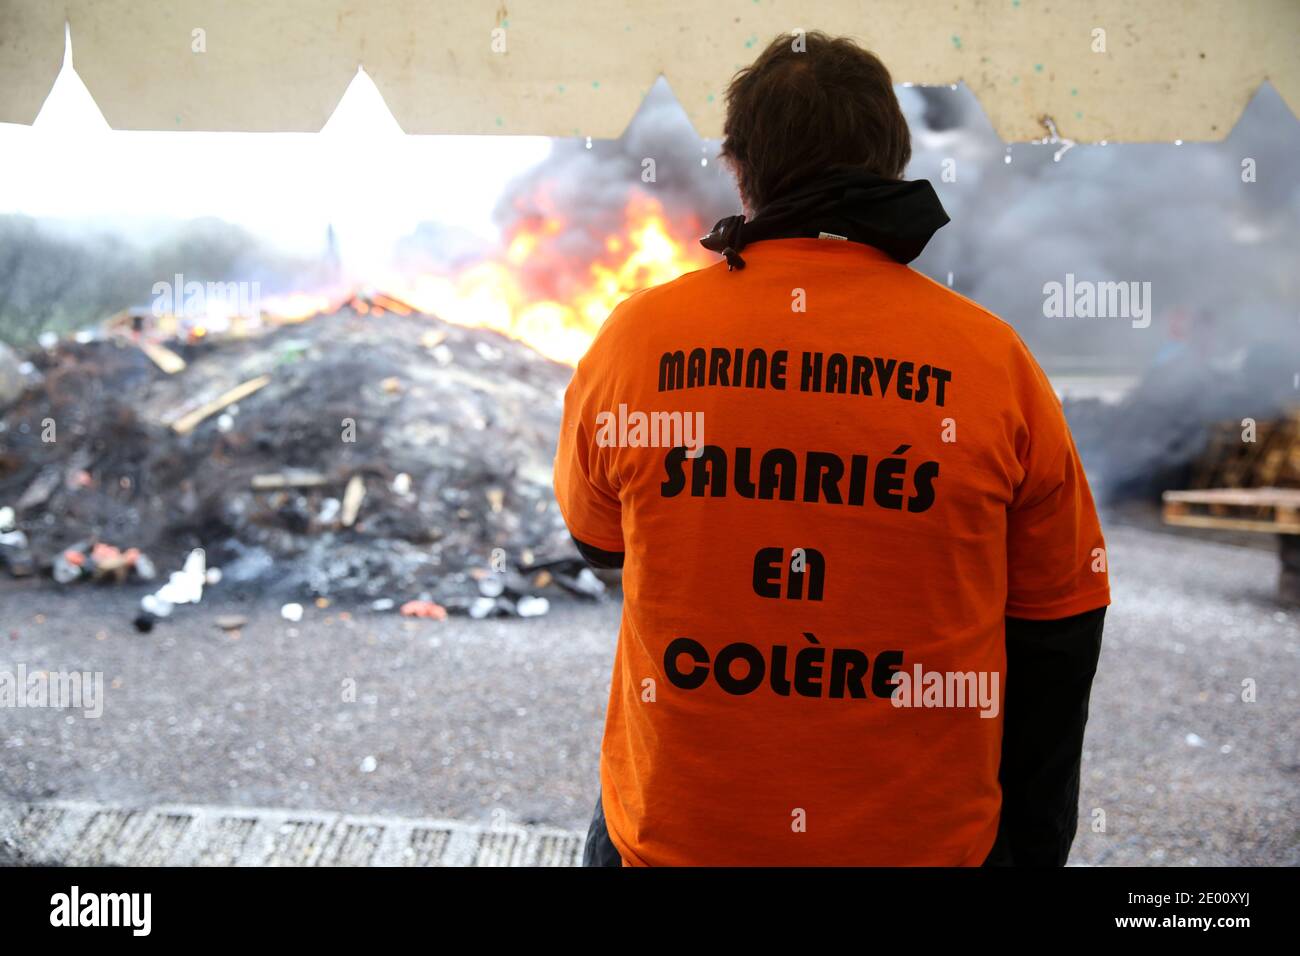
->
0, 799, 585, 867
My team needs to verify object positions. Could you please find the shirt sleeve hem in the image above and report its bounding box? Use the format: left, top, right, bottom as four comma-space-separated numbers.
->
555, 497, 625, 553
1005, 587, 1111, 621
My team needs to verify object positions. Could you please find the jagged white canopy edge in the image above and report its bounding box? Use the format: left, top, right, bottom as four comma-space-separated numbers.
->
0, 0, 1296, 142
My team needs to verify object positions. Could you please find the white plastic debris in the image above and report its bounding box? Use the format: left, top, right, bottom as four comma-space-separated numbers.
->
573, 567, 606, 596
478, 576, 505, 598
155, 548, 206, 605
360, 755, 378, 773
204, 567, 222, 586
370, 598, 395, 612
392, 473, 412, 495
37, 331, 59, 350
516, 595, 550, 618
0, 506, 14, 532
1185, 733, 1206, 748
216, 413, 235, 433
318, 497, 341, 523
140, 593, 174, 618
431, 344, 454, 366
280, 602, 304, 623
134, 553, 158, 581
469, 596, 496, 620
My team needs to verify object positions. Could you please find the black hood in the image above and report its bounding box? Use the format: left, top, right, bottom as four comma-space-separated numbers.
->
700, 167, 950, 270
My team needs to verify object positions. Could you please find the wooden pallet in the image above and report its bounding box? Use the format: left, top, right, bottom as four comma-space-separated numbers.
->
1188, 409, 1300, 490
1162, 487, 1300, 535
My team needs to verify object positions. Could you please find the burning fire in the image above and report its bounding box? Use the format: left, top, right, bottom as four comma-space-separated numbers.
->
262, 192, 714, 366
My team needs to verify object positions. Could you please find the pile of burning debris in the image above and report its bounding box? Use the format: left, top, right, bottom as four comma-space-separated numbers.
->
0, 300, 610, 619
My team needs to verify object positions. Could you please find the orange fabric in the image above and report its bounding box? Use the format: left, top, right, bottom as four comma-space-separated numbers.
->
554, 238, 1110, 866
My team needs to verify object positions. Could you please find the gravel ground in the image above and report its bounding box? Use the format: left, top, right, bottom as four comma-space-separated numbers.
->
0, 588, 615, 831
1, 520, 1296, 864
1071, 524, 1299, 866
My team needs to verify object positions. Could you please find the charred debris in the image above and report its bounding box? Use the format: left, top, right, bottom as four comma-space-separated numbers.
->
0, 299, 610, 620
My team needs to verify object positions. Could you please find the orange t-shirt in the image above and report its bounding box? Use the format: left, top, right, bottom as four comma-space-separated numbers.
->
554, 237, 1110, 866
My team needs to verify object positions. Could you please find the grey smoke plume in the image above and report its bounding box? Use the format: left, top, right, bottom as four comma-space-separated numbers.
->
897, 82, 1299, 498
491, 77, 740, 301
495, 77, 1297, 373
904, 82, 1299, 375
490, 77, 1299, 497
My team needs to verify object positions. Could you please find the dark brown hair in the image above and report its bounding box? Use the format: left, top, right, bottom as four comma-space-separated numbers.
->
720, 31, 912, 211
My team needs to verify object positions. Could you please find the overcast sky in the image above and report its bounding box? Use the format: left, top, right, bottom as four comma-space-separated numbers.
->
0, 38, 551, 275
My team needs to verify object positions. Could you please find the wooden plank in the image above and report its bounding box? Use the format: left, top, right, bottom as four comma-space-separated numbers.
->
370, 292, 415, 316
1162, 487, 1300, 506
170, 374, 272, 435
1162, 512, 1300, 535
340, 474, 366, 528
139, 341, 187, 374
1162, 486, 1300, 534
251, 471, 330, 490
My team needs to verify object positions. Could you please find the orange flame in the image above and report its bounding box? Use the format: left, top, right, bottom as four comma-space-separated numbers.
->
401, 193, 711, 364
263, 192, 713, 365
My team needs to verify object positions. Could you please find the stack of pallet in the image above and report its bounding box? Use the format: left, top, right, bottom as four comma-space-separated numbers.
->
1162, 407, 1300, 602
1184, 408, 1300, 491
